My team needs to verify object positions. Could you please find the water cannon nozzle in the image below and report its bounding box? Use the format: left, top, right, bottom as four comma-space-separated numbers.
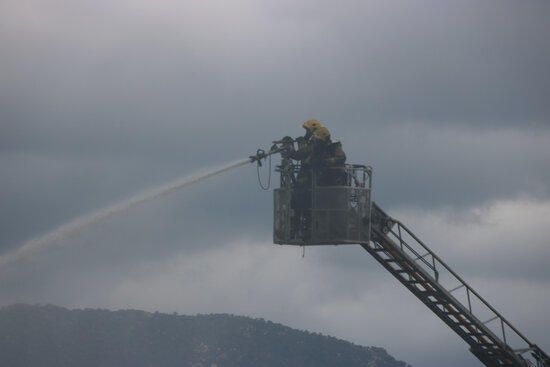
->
249, 149, 267, 166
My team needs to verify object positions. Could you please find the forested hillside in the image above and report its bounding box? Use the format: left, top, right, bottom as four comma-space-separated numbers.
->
0, 304, 410, 367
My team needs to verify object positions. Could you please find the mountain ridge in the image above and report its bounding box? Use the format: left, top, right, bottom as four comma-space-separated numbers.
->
0, 303, 410, 367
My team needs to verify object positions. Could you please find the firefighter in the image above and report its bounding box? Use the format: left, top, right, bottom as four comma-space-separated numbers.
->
277, 119, 323, 186
287, 119, 323, 240
311, 126, 347, 186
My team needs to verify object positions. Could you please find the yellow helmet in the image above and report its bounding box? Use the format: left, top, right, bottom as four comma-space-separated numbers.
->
302, 119, 323, 132
313, 126, 331, 142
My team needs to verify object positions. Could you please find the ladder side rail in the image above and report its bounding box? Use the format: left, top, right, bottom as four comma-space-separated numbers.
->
385, 222, 438, 277
365, 229, 525, 367
371, 202, 548, 366
388, 219, 538, 357
370, 226, 512, 345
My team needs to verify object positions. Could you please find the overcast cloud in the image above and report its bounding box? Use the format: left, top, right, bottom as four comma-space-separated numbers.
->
1, 1, 549, 367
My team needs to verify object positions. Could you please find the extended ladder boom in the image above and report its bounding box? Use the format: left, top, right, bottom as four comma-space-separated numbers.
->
365, 202, 549, 367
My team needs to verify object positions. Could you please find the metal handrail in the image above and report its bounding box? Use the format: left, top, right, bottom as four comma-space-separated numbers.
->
276, 164, 372, 190
384, 219, 545, 365
384, 223, 438, 279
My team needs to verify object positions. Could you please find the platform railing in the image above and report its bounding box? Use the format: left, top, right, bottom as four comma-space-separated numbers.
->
276, 164, 372, 190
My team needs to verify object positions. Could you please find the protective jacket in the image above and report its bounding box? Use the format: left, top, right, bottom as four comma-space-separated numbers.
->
290, 136, 314, 187
289, 136, 312, 163
311, 141, 346, 168
324, 141, 346, 167
311, 141, 347, 186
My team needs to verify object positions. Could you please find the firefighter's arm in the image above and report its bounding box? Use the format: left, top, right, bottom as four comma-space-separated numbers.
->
289, 137, 310, 160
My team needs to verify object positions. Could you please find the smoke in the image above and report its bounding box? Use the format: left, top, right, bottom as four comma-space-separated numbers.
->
0, 158, 251, 269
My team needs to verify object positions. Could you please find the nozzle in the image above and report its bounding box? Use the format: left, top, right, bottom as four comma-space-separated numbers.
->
249, 149, 267, 165
249, 142, 290, 166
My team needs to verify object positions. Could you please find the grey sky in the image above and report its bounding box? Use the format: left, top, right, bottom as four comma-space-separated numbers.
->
1, 1, 549, 367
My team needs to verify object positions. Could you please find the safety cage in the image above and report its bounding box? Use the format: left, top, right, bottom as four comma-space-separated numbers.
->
273, 164, 372, 246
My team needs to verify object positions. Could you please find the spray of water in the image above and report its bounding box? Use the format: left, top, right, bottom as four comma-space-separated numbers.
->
0, 158, 251, 269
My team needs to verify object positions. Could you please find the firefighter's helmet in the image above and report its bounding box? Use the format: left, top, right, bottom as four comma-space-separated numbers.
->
302, 119, 323, 132
313, 126, 331, 142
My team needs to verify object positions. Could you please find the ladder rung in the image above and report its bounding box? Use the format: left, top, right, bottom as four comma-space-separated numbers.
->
372, 248, 387, 252
444, 310, 466, 317
406, 280, 425, 285
443, 311, 465, 319
451, 317, 474, 324
468, 332, 489, 337
421, 290, 440, 296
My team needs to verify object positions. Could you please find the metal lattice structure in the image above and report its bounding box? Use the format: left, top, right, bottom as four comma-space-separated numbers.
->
272, 162, 549, 367
367, 202, 549, 367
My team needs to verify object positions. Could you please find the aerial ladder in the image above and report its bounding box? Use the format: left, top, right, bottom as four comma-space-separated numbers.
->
367, 202, 548, 367
250, 142, 549, 367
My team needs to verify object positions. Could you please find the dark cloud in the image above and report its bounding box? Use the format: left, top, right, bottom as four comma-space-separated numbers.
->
1, 1, 549, 367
